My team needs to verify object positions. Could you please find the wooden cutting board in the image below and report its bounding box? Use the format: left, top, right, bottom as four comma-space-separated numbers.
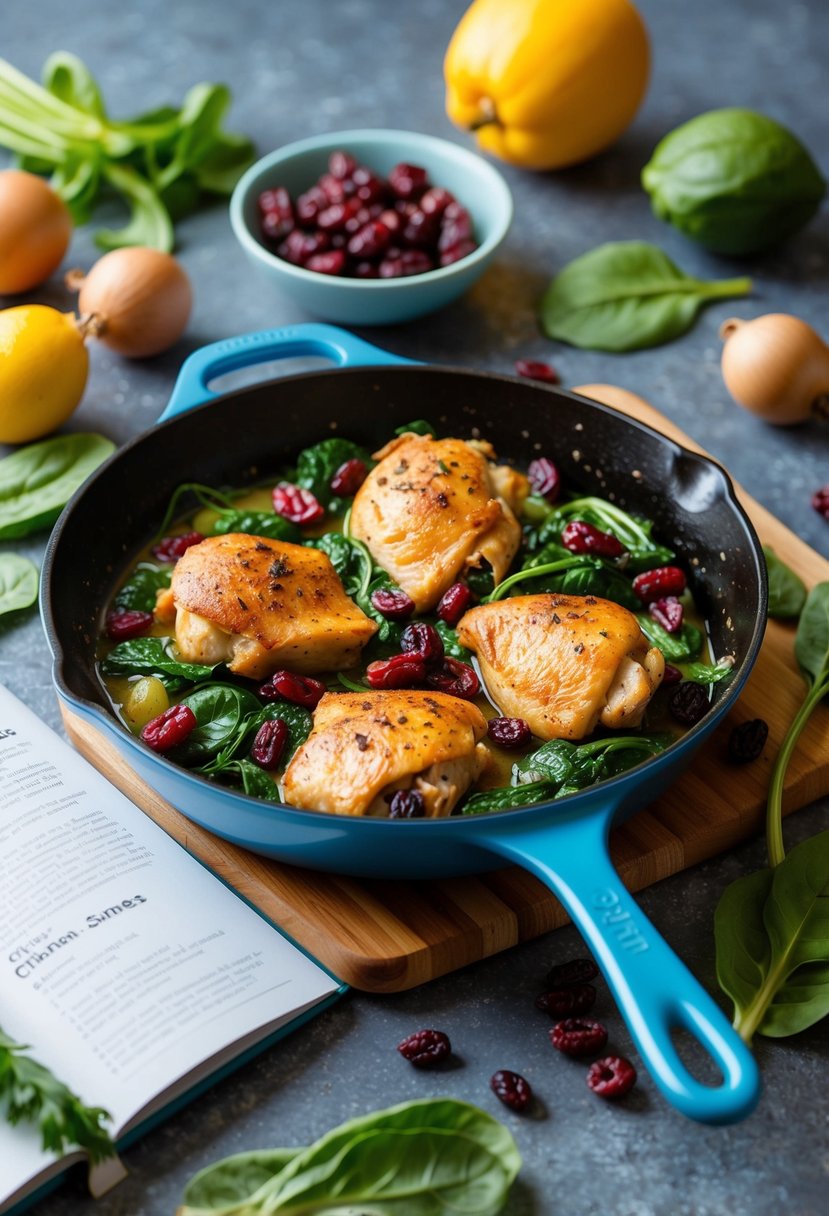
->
61, 385, 829, 993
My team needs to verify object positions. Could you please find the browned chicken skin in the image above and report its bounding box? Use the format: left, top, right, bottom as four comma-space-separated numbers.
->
457, 593, 665, 740
282, 690, 489, 817
349, 433, 527, 612
163, 533, 377, 680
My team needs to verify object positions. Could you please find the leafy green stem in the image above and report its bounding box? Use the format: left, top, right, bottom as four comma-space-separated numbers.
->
699, 276, 752, 299
484, 556, 586, 602
766, 678, 829, 867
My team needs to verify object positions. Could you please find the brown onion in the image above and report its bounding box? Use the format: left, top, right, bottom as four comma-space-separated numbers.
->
719, 313, 829, 426
0, 170, 72, 294
69, 247, 192, 358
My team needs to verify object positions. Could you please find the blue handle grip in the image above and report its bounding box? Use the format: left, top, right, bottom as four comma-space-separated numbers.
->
480, 808, 761, 1125
159, 323, 415, 421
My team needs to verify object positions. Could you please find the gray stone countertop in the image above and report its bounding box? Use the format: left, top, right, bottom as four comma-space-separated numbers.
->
1, 1, 827, 1213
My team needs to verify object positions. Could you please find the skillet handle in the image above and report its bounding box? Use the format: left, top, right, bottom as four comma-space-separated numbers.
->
479, 808, 761, 1125
159, 323, 415, 421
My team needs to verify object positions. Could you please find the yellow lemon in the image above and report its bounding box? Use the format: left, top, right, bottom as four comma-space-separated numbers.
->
0, 305, 88, 444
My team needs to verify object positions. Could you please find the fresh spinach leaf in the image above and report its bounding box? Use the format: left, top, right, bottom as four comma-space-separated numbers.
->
434, 620, 471, 661
0, 433, 115, 540
113, 563, 171, 613
461, 780, 558, 814
677, 660, 735, 685
539, 241, 752, 352
211, 509, 300, 543
0, 554, 38, 616
484, 556, 592, 602
176, 684, 262, 764
637, 614, 703, 662
514, 735, 670, 791
182, 1148, 298, 1212
100, 637, 217, 686
295, 438, 372, 509
764, 546, 807, 620
394, 419, 436, 437
715, 831, 829, 1042
219, 759, 282, 802
537, 497, 675, 572
465, 562, 494, 599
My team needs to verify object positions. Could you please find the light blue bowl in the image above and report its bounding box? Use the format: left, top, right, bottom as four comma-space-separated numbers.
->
229, 128, 513, 325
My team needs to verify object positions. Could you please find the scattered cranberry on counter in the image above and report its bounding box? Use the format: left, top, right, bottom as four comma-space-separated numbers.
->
545, 957, 599, 988
141, 704, 197, 753
586, 1055, 637, 1100
535, 984, 597, 1018
397, 1028, 452, 1068
152, 530, 204, 563
490, 1069, 533, 1113
257, 152, 478, 279
514, 359, 560, 385
105, 609, 154, 641
549, 1018, 609, 1057
811, 485, 829, 520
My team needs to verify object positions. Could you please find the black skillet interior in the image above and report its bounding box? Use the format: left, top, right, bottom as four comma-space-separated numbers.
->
45, 365, 766, 716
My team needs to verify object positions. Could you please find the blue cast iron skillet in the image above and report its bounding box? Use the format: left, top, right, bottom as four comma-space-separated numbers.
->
43, 323, 768, 1125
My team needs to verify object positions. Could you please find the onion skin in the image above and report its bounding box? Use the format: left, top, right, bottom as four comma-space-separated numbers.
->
76, 247, 192, 358
0, 170, 72, 295
720, 313, 829, 426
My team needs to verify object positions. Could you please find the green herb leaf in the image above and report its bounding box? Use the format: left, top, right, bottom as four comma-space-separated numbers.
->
0, 1027, 115, 1162
514, 735, 669, 791
0, 554, 38, 616
539, 241, 752, 352
794, 582, 829, 689
715, 832, 829, 1042
677, 660, 735, 685
462, 780, 558, 814
535, 496, 675, 572
0, 433, 115, 540
764, 546, 807, 620
220, 758, 281, 802
642, 108, 827, 255
434, 620, 471, 661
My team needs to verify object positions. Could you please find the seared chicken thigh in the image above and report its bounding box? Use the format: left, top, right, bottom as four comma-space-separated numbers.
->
282, 690, 489, 817
457, 594, 664, 740
162, 533, 377, 680
349, 433, 527, 612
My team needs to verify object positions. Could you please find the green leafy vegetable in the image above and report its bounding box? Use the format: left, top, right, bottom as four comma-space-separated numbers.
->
636, 614, 703, 663
462, 780, 559, 814
219, 759, 281, 802
295, 438, 373, 511
0, 554, 38, 616
0, 1027, 115, 1162
483, 555, 592, 602
764, 546, 807, 620
0, 433, 115, 540
176, 684, 262, 764
538, 241, 751, 352
676, 660, 735, 685
113, 563, 171, 613
434, 619, 471, 660
642, 108, 827, 255
0, 53, 255, 250
306, 532, 402, 644
715, 582, 829, 1042
394, 419, 436, 437
100, 637, 218, 687
532, 496, 675, 572
197, 700, 312, 779
179, 1097, 521, 1216
514, 735, 670, 791
211, 509, 300, 543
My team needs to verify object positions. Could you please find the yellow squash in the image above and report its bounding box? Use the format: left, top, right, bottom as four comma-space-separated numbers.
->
444, 0, 650, 171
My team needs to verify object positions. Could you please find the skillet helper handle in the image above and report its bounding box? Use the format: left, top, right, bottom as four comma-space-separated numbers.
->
480, 809, 761, 1125
158, 323, 416, 421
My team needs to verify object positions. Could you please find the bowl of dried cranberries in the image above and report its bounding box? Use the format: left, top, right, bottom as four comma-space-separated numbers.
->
229, 128, 513, 324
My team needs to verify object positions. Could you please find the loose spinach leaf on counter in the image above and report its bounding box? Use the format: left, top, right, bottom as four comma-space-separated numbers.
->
100, 637, 218, 688
538, 241, 752, 352
113, 563, 171, 613
637, 614, 703, 663
0, 433, 115, 540
764, 545, 807, 619
179, 1097, 521, 1216
0, 554, 38, 617
295, 437, 373, 511
715, 582, 829, 1043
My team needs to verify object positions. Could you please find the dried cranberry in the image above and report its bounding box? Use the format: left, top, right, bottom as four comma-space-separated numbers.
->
420, 186, 454, 216
105, 609, 154, 641
490, 1070, 533, 1113
388, 789, 426, 819
260, 671, 326, 708
439, 239, 478, 267
318, 172, 347, 204
427, 657, 480, 699
515, 359, 560, 385
397, 1028, 451, 1067
272, 482, 325, 524
379, 249, 434, 277
400, 621, 444, 663
649, 596, 684, 633
389, 162, 428, 199
668, 681, 710, 725
152, 531, 204, 563
487, 717, 532, 749
561, 519, 625, 558
527, 457, 561, 503
436, 582, 473, 625
330, 457, 368, 496
366, 653, 427, 689
306, 250, 347, 276
632, 565, 687, 603
662, 663, 683, 685
811, 485, 829, 520
141, 704, 197, 753
261, 209, 294, 244
328, 150, 357, 180
250, 719, 288, 770
402, 208, 440, 247
353, 260, 380, 278
279, 228, 330, 266
545, 957, 599, 988
549, 1018, 608, 1057
586, 1055, 637, 1100
535, 984, 597, 1018
370, 588, 416, 620
727, 718, 769, 763
438, 202, 473, 249
347, 219, 391, 259
295, 185, 328, 225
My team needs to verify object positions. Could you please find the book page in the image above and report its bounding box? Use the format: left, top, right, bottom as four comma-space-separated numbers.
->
0, 685, 340, 1205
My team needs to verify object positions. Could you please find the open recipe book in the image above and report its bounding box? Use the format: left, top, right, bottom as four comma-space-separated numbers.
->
0, 683, 344, 1216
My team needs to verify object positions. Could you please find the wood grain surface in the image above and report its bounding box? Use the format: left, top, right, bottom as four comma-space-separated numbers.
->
61, 387, 829, 992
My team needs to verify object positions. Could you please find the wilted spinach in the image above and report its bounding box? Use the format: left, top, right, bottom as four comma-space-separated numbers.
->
715, 582, 829, 1042
637, 614, 703, 663
533, 496, 675, 572
394, 419, 436, 437
175, 684, 262, 764
212, 509, 299, 542
113, 563, 171, 613
295, 437, 373, 512
100, 637, 217, 689
307, 531, 402, 644
514, 735, 670, 792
